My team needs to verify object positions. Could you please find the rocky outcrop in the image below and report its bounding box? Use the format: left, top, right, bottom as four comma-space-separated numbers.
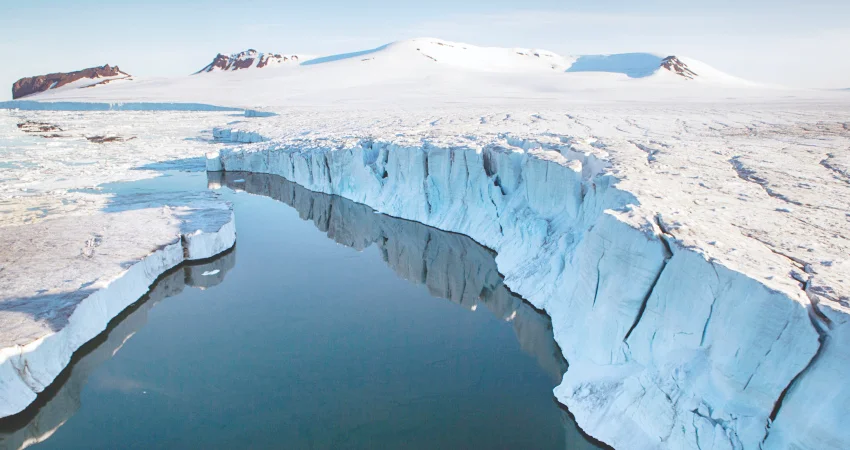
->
12, 65, 130, 99
660, 56, 698, 79
194, 50, 301, 74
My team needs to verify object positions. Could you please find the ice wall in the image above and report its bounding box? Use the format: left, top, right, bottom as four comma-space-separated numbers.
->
207, 137, 836, 449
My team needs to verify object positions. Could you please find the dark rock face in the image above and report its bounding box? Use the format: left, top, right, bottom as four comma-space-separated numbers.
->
202, 53, 235, 72
86, 135, 136, 144
660, 56, 698, 79
12, 65, 130, 99
195, 50, 296, 73
17, 121, 62, 133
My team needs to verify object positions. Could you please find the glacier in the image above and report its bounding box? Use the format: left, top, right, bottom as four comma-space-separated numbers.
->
2, 36, 848, 449
207, 123, 843, 449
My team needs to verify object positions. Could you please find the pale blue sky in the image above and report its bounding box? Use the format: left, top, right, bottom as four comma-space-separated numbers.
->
3, 0, 849, 99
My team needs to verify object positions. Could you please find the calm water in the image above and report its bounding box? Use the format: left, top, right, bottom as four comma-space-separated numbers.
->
0, 171, 601, 450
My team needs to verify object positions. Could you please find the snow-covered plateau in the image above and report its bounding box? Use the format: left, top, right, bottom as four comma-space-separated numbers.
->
1, 38, 849, 449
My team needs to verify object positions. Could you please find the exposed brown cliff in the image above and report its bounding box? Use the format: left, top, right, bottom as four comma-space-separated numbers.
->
660, 56, 698, 79
12, 65, 130, 99
194, 50, 300, 74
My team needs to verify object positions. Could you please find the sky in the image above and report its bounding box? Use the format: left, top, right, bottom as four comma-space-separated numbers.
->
2, 0, 849, 99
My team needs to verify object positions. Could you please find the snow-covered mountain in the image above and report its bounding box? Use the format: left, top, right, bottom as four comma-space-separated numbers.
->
194, 49, 306, 74
7, 38, 764, 108
12, 64, 131, 99
298, 38, 730, 80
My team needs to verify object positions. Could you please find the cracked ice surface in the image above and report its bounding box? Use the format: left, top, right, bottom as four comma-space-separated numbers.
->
209, 104, 849, 449
0, 111, 237, 418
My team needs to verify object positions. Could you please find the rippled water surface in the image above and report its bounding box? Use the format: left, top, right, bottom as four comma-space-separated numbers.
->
0, 171, 601, 449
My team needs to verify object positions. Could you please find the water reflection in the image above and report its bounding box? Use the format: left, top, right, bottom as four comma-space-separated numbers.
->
0, 250, 235, 450
209, 172, 602, 449
0, 169, 604, 449
211, 171, 566, 380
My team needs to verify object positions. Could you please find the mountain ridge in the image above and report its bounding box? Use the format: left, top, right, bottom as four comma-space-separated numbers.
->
194, 50, 306, 74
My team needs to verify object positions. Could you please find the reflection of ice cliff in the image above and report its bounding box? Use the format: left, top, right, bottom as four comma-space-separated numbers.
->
0, 251, 235, 450
210, 171, 568, 383
211, 171, 604, 449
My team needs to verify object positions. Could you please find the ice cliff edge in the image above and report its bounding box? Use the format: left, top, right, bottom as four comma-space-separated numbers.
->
206, 123, 847, 450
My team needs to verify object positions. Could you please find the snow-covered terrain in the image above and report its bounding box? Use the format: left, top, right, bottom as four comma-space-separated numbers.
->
1, 37, 849, 449
0, 110, 239, 224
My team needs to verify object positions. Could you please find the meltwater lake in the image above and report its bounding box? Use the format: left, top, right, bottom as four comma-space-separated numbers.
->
0, 170, 602, 449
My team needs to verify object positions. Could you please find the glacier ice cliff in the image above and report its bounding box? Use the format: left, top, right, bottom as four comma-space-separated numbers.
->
0, 191, 236, 419
207, 132, 843, 449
